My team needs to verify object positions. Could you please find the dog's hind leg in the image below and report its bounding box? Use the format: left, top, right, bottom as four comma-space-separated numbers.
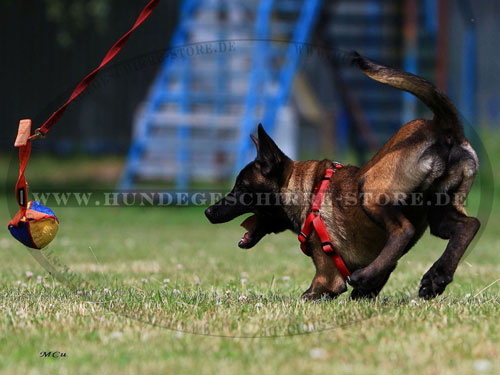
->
419, 205, 480, 299
419, 144, 480, 299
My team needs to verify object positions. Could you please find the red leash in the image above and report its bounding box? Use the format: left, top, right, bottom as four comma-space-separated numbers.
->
298, 163, 351, 281
31, 0, 160, 139
10, 0, 160, 228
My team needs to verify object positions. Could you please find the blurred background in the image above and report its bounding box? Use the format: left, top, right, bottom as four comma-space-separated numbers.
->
0, 0, 498, 190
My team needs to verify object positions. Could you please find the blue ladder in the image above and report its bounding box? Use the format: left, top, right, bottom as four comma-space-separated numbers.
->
235, 0, 323, 171
119, 0, 323, 190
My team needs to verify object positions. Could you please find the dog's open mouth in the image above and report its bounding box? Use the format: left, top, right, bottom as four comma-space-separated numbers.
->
238, 214, 265, 249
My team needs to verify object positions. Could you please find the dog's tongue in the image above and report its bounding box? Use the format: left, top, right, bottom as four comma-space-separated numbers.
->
241, 215, 256, 231
239, 215, 257, 247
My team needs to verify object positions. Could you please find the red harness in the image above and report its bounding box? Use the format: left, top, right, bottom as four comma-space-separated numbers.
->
297, 163, 351, 281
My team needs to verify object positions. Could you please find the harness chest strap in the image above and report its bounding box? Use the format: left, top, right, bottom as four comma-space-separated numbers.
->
297, 164, 351, 281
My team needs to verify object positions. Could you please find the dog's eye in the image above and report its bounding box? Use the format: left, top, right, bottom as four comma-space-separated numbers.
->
235, 179, 250, 190
235, 184, 249, 194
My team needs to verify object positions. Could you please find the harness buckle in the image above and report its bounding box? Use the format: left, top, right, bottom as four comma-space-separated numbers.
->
298, 232, 307, 243
321, 241, 335, 255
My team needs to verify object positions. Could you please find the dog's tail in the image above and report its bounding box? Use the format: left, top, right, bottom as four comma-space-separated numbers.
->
350, 51, 463, 138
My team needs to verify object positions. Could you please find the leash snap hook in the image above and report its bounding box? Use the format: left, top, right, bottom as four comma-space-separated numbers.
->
28, 128, 46, 142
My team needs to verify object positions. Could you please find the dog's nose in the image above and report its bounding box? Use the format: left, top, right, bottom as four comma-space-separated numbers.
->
205, 206, 215, 222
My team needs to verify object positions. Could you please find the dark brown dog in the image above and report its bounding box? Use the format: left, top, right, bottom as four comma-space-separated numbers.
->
205, 52, 480, 300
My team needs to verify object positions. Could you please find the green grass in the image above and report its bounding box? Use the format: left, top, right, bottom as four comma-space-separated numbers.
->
0, 130, 499, 375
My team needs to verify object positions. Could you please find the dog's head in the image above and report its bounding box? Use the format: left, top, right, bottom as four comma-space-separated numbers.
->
205, 124, 293, 248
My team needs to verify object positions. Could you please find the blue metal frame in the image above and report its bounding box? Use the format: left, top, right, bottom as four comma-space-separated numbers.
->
235, 0, 323, 172
424, 0, 437, 32
119, 0, 199, 189
176, 51, 192, 189
401, 0, 419, 125
455, 0, 477, 133
262, 0, 323, 136
122, 0, 323, 188
460, 27, 477, 129
235, 0, 274, 171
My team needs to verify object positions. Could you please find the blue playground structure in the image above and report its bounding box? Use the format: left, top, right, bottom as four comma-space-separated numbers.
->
119, 0, 323, 190
119, 0, 477, 190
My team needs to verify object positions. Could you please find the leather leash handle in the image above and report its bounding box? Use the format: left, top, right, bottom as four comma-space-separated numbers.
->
9, 120, 33, 226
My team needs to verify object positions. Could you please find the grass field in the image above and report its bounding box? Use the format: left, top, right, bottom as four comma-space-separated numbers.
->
0, 133, 499, 375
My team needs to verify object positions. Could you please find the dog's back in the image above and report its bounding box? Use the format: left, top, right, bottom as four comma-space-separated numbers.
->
350, 52, 478, 217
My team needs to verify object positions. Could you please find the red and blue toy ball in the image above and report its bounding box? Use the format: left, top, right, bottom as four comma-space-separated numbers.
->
8, 201, 59, 249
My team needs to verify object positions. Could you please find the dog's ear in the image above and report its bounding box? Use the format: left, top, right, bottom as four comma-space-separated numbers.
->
255, 123, 288, 175
250, 134, 259, 153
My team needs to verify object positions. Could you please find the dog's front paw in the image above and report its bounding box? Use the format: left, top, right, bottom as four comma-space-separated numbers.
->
348, 268, 379, 291
418, 267, 453, 300
350, 288, 378, 300
301, 290, 338, 301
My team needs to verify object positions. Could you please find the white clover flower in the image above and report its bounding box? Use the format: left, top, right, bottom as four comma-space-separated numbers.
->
163, 278, 170, 284
141, 278, 148, 284
109, 331, 123, 340
309, 348, 327, 359
302, 323, 313, 332
238, 295, 247, 302
172, 289, 181, 295
25, 271, 33, 280
474, 359, 492, 372
176, 264, 184, 270
76, 290, 83, 296
255, 302, 263, 308
241, 278, 247, 285
282, 276, 290, 282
